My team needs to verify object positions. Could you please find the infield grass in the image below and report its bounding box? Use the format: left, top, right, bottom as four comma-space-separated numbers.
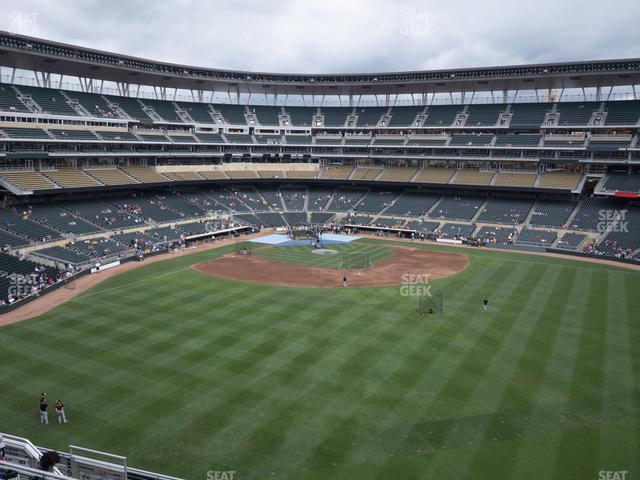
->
255, 242, 394, 269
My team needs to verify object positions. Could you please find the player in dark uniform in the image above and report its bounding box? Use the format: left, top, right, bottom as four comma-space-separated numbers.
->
55, 400, 67, 424
39, 397, 49, 424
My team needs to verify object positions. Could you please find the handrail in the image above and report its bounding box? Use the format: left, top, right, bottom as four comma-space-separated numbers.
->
0, 460, 74, 480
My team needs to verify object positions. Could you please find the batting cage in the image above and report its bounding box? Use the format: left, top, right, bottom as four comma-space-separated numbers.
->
339, 251, 374, 270
418, 289, 444, 315
290, 225, 321, 241
234, 240, 253, 256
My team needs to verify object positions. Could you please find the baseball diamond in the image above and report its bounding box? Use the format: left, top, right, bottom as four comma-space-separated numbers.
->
1, 7, 640, 480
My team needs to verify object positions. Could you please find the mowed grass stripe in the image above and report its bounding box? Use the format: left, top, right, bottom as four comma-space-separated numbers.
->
510, 269, 592, 478
1, 241, 639, 480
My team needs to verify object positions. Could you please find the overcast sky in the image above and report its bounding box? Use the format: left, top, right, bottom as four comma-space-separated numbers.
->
3, 0, 640, 74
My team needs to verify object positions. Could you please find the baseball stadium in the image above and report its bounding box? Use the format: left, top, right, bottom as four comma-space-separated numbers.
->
0, 5, 639, 480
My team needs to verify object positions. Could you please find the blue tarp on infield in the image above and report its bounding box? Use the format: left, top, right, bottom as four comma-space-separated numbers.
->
249, 233, 361, 246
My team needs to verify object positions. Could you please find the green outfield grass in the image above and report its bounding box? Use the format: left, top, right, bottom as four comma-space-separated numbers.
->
255, 242, 394, 269
0, 238, 639, 480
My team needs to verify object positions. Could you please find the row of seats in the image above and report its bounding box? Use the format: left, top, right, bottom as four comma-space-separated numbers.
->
3, 83, 640, 126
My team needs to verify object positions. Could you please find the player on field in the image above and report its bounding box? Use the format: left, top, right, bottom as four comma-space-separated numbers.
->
39, 396, 49, 424
55, 399, 68, 424
483, 297, 489, 312
342, 275, 348, 288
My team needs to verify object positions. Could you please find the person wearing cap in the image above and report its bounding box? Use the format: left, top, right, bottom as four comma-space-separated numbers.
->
39, 396, 49, 425
54, 400, 67, 424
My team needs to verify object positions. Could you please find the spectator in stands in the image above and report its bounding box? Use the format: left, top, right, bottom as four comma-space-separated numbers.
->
39, 451, 61, 472
0, 432, 6, 460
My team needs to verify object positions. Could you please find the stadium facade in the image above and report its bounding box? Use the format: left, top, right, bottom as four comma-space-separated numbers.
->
0, 30, 639, 309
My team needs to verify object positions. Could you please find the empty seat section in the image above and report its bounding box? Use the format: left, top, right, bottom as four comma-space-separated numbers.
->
214, 104, 247, 125
0, 84, 29, 112
529, 200, 577, 227
0, 171, 56, 191
384, 193, 441, 216
49, 129, 99, 140
603, 100, 640, 125
103, 95, 153, 123
321, 107, 352, 127
475, 198, 532, 224
429, 196, 484, 221
42, 168, 102, 188
516, 229, 557, 246
350, 168, 382, 181
319, 166, 354, 180
494, 134, 541, 147
424, 105, 461, 126
195, 132, 224, 143
17, 85, 78, 116
465, 104, 504, 126
493, 172, 537, 188
377, 167, 417, 182
413, 167, 455, 184
449, 134, 494, 147
140, 99, 183, 123
120, 166, 172, 183
354, 107, 387, 126
354, 192, 398, 214
176, 102, 215, 124
509, 103, 550, 127
85, 168, 137, 185
1, 127, 51, 139
96, 130, 140, 141
286, 107, 317, 127
250, 106, 281, 126
452, 169, 495, 186
556, 102, 598, 126
537, 172, 582, 190
388, 106, 424, 126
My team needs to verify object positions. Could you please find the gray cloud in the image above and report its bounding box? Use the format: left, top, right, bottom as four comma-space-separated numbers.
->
3, 0, 640, 74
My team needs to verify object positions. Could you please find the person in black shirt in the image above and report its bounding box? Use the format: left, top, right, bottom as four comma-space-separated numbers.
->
39, 397, 48, 425
39, 451, 60, 472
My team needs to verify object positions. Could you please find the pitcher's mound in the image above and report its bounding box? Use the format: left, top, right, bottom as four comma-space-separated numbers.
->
193, 247, 468, 288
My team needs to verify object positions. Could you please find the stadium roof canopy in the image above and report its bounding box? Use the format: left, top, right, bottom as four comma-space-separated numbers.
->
1, 30, 640, 97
